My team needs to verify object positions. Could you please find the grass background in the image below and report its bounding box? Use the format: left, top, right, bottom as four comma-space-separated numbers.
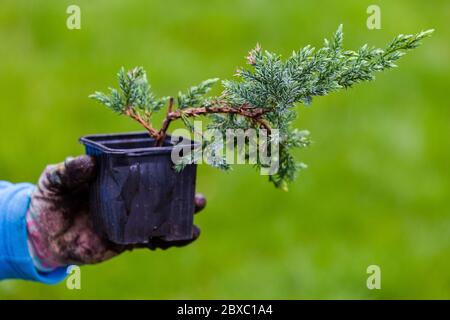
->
0, 0, 449, 299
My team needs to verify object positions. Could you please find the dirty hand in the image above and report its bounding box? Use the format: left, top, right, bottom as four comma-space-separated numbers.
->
26, 156, 206, 270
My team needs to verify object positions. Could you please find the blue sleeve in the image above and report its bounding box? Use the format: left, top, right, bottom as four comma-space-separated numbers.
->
0, 181, 68, 284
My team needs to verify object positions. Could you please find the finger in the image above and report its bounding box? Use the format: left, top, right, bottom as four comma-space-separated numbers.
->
192, 225, 201, 239
39, 156, 96, 194
62, 155, 97, 188
194, 193, 206, 214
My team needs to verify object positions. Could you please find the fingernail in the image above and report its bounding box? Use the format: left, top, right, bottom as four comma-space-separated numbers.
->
195, 193, 207, 208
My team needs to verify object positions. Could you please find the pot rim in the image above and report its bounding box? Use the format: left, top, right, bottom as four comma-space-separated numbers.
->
80, 131, 198, 156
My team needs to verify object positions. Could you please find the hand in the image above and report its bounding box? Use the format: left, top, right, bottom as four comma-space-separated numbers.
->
26, 156, 206, 269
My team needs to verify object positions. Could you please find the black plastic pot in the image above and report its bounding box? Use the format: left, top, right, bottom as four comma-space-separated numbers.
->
80, 132, 197, 245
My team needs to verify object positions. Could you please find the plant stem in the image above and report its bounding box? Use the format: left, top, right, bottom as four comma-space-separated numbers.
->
125, 107, 160, 138
129, 102, 273, 145
155, 97, 174, 146
158, 102, 272, 140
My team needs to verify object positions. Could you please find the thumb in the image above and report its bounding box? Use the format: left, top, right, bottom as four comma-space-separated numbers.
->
39, 155, 96, 195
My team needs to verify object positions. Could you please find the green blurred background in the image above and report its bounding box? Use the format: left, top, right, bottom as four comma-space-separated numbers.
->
0, 0, 449, 299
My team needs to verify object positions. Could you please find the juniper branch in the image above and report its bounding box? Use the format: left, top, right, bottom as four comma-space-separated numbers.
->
90, 26, 433, 189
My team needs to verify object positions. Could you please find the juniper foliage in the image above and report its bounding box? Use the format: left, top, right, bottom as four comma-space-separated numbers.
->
90, 26, 433, 189
178, 78, 220, 109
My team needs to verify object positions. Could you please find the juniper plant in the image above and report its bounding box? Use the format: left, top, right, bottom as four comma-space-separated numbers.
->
90, 25, 433, 190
